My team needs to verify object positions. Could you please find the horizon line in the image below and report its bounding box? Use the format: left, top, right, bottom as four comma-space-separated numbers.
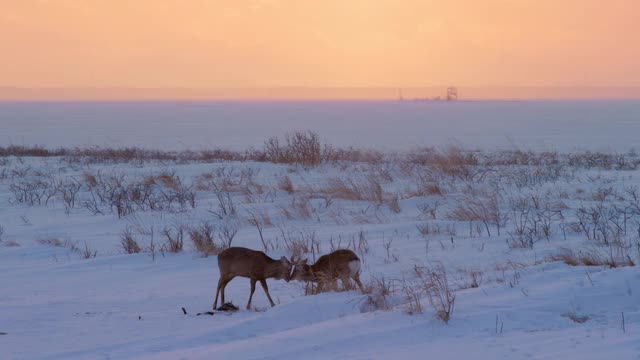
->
1, 86, 640, 101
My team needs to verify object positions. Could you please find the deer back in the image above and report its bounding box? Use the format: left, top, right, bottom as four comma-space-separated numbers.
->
218, 247, 292, 280
295, 249, 360, 282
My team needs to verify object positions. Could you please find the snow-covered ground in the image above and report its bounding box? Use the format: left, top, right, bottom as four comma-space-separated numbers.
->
2, 100, 640, 152
1, 148, 640, 359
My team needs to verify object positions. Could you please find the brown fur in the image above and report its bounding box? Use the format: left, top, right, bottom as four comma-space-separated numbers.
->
213, 247, 293, 310
292, 249, 365, 293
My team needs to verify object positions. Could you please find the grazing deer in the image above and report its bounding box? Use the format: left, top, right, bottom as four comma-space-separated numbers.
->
292, 249, 365, 294
213, 247, 294, 310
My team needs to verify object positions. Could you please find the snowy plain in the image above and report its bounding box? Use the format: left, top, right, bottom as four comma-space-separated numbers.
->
2, 100, 640, 152
1, 101, 640, 359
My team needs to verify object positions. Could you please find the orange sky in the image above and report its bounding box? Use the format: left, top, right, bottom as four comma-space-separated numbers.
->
1, 0, 639, 99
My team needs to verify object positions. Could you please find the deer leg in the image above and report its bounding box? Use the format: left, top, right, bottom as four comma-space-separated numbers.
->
213, 276, 225, 309
220, 276, 234, 306
353, 272, 365, 293
246, 278, 257, 310
259, 279, 276, 307
340, 276, 352, 291
329, 278, 338, 292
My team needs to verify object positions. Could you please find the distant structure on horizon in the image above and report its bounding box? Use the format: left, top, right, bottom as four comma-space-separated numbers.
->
397, 87, 459, 102
446, 86, 458, 101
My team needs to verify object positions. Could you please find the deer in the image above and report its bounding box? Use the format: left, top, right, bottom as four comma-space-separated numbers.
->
213, 247, 294, 310
291, 249, 365, 294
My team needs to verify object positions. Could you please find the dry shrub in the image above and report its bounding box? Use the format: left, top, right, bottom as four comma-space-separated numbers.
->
403, 281, 423, 315
387, 194, 401, 213
37, 237, 93, 257
417, 201, 440, 219
323, 147, 385, 164
0, 145, 64, 157
120, 228, 142, 254
3, 240, 20, 247
469, 270, 484, 288
9, 178, 56, 206
547, 249, 580, 266
83, 172, 98, 188
447, 190, 507, 236
264, 131, 322, 166
218, 220, 239, 248
277, 175, 294, 194
277, 226, 320, 260
563, 312, 590, 324
407, 146, 484, 181
422, 184, 446, 196
144, 171, 181, 192
501, 164, 564, 188
279, 196, 314, 220
37, 238, 65, 247
0, 141, 388, 165
160, 224, 185, 253
412, 264, 456, 323
320, 178, 361, 201
416, 223, 431, 237
547, 248, 635, 268
246, 209, 271, 251
189, 223, 223, 257
360, 275, 395, 312
568, 151, 640, 170
81, 241, 97, 259
321, 176, 385, 204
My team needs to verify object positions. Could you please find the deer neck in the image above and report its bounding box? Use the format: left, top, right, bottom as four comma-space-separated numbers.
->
264, 258, 282, 279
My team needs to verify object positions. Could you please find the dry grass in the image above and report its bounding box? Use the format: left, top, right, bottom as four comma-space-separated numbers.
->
277, 226, 320, 260
3, 143, 638, 173
547, 248, 635, 268
412, 264, 456, 323
319, 176, 387, 205
0, 145, 65, 157
120, 228, 142, 254
189, 223, 223, 257
3, 240, 20, 247
279, 195, 315, 220
37, 237, 66, 247
563, 312, 590, 324
422, 183, 446, 196
277, 175, 295, 194
37, 237, 96, 258
81, 241, 98, 259
160, 224, 185, 253
447, 190, 506, 236
264, 131, 322, 166
360, 275, 394, 313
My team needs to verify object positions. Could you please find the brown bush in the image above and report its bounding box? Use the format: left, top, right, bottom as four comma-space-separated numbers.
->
547, 248, 635, 268
412, 264, 456, 323
189, 223, 223, 257
277, 175, 294, 194
360, 276, 394, 313
160, 224, 185, 253
264, 131, 322, 165
120, 228, 142, 254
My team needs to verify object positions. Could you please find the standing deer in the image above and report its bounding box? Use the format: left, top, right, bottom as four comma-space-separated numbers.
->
291, 249, 365, 293
213, 247, 294, 310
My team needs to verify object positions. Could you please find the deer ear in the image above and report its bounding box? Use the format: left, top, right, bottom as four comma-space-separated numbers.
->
280, 256, 288, 263
301, 258, 308, 265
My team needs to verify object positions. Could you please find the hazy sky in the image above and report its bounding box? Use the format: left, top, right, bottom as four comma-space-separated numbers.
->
1, 0, 639, 97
